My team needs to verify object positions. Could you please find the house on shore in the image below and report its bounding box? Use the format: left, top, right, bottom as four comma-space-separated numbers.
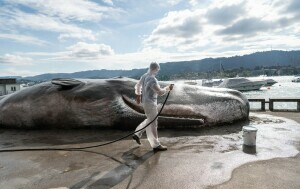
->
0, 78, 21, 96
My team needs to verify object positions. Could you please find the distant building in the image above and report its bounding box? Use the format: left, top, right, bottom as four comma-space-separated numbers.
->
0, 78, 21, 96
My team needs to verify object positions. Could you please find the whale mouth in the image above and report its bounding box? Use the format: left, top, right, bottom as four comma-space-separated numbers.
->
121, 95, 206, 121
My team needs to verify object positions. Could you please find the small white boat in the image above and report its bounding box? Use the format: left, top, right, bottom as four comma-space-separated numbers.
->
250, 76, 277, 87
251, 78, 277, 86
184, 80, 198, 85
263, 79, 277, 86
202, 79, 223, 87
218, 78, 265, 91
202, 79, 213, 87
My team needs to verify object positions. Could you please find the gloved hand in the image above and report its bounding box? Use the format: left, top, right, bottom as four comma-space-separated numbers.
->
169, 84, 174, 91
135, 95, 141, 104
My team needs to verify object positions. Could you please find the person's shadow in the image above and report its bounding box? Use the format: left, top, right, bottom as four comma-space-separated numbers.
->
70, 147, 157, 189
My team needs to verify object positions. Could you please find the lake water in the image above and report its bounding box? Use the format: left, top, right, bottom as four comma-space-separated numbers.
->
182, 76, 300, 110
243, 76, 300, 110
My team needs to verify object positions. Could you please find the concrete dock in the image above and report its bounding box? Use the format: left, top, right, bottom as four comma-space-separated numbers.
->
210, 111, 300, 189
0, 112, 299, 189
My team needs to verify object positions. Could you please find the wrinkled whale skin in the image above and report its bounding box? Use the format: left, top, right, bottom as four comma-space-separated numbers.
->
0, 77, 249, 129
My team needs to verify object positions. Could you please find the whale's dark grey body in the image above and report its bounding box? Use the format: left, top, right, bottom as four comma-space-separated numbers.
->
0, 77, 249, 129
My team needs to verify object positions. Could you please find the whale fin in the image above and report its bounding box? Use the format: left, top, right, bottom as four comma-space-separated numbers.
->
121, 94, 205, 128
121, 95, 145, 114
51, 78, 83, 88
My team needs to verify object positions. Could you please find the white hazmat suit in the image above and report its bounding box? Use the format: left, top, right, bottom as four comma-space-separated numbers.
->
134, 64, 170, 148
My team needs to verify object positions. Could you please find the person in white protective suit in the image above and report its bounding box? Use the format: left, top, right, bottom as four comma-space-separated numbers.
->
132, 62, 174, 151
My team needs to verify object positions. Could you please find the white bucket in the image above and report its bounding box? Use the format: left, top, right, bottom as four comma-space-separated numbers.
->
242, 126, 258, 146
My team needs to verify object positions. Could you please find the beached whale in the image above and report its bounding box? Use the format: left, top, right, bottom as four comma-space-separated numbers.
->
0, 77, 249, 129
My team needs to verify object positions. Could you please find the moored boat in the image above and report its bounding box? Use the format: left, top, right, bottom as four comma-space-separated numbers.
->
218, 78, 265, 91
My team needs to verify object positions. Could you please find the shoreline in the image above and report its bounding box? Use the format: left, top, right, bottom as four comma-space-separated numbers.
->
255, 111, 300, 123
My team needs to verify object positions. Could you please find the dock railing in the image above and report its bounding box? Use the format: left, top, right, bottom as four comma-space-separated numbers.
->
248, 98, 300, 112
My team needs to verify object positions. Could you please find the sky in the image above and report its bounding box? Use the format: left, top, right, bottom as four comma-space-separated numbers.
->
0, 0, 300, 77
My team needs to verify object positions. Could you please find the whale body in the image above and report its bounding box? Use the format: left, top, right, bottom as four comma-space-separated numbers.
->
0, 77, 249, 129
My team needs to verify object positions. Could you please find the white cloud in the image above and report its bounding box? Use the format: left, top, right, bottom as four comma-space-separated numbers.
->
1, 0, 300, 76
58, 32, 95, 41
103, 0, 114, 6
0, 33, 47, 45
0, 68, 37, 77
67, 42, 115, 58
24, 46, 229, 71
0, 54, 32, 65
144, 0, 300, 53
144, 9, 205, 50
6, 0, 121, 22
26, 43, 206, 71
189, 0, 212, 7
0, 8, 96, 40
166, 0, 183, 5
35, 42, 116, 62
206, 2, 245, 25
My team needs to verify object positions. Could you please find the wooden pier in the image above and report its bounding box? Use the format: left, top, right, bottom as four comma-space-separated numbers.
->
248, 98, 300, 112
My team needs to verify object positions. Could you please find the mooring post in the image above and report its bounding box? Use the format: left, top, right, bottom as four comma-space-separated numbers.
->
261, 99, 265, 111
269, 98, 273, 111
297, 100, 300, 112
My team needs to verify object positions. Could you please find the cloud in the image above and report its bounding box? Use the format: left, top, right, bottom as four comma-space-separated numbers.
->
0, 54, 32, 65
0, 68, 37, 77
1, 0, 300, 76
144, 9, 204, 49
188, 0, 211, 7
41, 47, 208, 71
206, 3, 245, 25
166, 0, 183, 5
144, 0, 300, 54
103, 0, 114, 6
32, 46, 267, 73
37, 42, 115, 62
0, 8, 96, 40
286, 0, 300, 14
217, 18, 275, 35
154, 11, 202, 37
67, 42, 115, 58
284, 0, 300, 21
6, 0, 121, 22
217, 16, 294, 36
0, 33, 47, 45
58, 33, 95, 41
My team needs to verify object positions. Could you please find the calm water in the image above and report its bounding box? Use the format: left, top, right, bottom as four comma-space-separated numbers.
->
183, 76, 300, 110
242, 76, 300, 110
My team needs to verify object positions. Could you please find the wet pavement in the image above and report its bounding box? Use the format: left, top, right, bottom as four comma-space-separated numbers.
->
0, 113, 299, 189
209, 154, 300, 189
